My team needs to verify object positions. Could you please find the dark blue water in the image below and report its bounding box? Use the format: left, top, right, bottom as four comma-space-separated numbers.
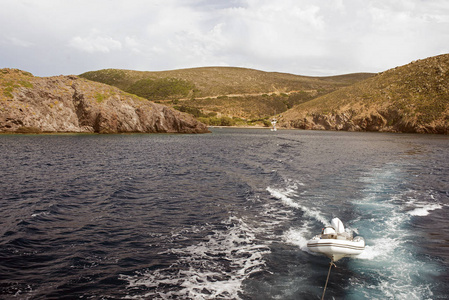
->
1, 129, 448, 299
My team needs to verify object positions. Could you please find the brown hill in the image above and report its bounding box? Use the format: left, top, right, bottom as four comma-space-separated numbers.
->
278, 54, 449, 134
0, 69, 208, 134
80, 67, 374, 126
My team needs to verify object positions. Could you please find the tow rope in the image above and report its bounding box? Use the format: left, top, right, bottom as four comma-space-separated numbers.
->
321, 260, 336, 300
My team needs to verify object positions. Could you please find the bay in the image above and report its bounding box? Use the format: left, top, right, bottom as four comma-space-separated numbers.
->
0, 129, 448, 299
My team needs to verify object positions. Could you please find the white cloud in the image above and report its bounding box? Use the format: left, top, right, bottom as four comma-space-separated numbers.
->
68, 30, 122, 53
349, 0, 449, 70
0, 0, 448, 76
3, 36, 34, 48
124, 37, 144, 54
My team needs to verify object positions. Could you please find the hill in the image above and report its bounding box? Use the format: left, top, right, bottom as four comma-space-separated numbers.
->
80, 67, 374, 126
278, 54, 449, 134
0, 69, 208, 134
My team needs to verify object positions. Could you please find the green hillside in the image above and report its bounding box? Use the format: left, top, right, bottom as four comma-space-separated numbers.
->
80, 67, 373, 126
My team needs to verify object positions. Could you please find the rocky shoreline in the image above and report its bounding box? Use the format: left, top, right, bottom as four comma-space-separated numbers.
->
278, 54, 449, 134
279, 109, 449, 134
0, 70, 209, 134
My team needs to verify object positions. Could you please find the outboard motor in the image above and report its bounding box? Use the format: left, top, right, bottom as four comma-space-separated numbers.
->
331, 218, 345, 234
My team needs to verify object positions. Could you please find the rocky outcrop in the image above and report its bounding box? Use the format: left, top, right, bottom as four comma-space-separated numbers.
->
285, 108, 448, 134
0, 69, 209, 134
278, 54, 449, 134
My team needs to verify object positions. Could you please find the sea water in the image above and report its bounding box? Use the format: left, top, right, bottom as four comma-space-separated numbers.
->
0, 129, 448, 299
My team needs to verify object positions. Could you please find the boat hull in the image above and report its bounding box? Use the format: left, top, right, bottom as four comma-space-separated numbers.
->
307, 236, 365, 261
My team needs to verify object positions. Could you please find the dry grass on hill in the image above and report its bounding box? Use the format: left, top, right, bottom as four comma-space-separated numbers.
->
279, 54, 449, 133
80, 67, 374, 124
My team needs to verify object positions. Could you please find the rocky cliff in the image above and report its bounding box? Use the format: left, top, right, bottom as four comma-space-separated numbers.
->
278, 54, 449, 134
0, 69, 209, 134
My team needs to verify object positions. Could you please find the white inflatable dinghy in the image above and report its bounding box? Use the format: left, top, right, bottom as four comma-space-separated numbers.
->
307, 218, 365, 262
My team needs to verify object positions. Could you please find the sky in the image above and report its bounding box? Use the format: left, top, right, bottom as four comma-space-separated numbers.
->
1, 0, 449, 77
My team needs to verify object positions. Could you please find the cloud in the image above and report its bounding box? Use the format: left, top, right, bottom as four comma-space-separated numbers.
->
68, 30, 122, 53
3, 36, 34, 48
220, 2, 328, 58
1, 0, 448, 76
124, 37, 144, 54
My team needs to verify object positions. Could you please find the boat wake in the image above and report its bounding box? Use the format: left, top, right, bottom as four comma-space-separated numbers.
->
267, 164, 444, 299
405, 193, 444, 216
121, 165, 445, 299
266, 185, 329, 226
283, 222, 313, 253
121, 216, 270, 299
347, 166, 442, 299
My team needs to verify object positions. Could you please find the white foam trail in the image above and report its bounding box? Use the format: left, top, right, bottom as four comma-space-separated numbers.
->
31, 211, 49, 217
121, 216, 269, 299
407, 203, 442, 216
266, 186, 329, 226
283, 221, 313, 253
402, 192, 443, 216
355, 237, 400, 260
350, 166, 439, 299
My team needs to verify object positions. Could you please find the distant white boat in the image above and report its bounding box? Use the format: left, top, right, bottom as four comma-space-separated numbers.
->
271, 118, 277, 131
307, 218, 365, 262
